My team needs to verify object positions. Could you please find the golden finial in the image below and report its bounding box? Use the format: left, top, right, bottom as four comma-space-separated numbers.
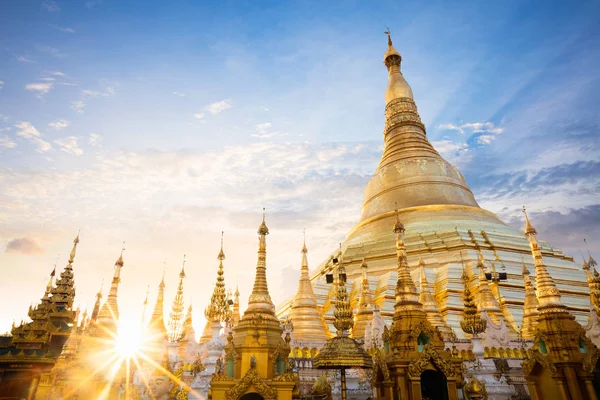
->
393, 205, 404, 235
459, 252, 486, 335
302, 228, 307, 254
68, 230, 80, 264
384, 27, 392, 46
258, 207, 269, 235
585, 238, 597, 268
521, 255, 530, 275
522, 206, 537, 236
180, 254, 186, 278
116, 241, 125, 267
218, 231, 225, 260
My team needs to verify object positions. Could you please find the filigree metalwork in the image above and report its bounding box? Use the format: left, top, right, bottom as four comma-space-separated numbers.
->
407, 344, 456, 378
225, 368, 277, 400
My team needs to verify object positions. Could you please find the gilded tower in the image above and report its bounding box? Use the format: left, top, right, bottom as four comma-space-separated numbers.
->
277, 32, 589, 340
209, 213, 297, 400
289, 237, 330, 343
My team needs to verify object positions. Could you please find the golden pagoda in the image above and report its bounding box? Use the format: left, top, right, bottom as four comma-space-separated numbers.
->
0, 235, 79, 399
378, 210, 463, 400
289, 236, 330, 343
276, 32, 589, 338
168, 259, 187, 342
520, 207, 599, 400
209, 212, 298, 400
352, 258, 375, 340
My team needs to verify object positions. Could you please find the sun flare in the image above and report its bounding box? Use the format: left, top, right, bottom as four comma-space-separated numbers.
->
114, 321, 143, 358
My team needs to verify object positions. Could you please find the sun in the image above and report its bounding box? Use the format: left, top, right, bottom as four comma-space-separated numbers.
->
114, 321, 143, 358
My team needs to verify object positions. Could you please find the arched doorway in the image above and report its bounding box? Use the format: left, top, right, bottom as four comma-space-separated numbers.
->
421, 369, 449, 400
240, 392, 265, 400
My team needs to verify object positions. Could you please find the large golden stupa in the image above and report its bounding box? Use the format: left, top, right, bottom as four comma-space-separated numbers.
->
276, 34, 589, 337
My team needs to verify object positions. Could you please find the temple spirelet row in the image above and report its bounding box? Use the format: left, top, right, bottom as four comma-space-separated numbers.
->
1, 34, 600, 400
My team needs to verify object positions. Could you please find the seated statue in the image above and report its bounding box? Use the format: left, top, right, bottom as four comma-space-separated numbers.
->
311, 374, 332, 400
148, 368, 176, 400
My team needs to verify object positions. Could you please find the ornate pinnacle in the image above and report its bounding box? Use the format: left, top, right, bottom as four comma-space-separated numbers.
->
460, 262, 486, 336
258, 207, 269, 236
333, 245, 353, 336
168, 256, 187, 341
392, 210, 421, 310
246, 211, 275, 315
585, 239, 597, 268
68, 231, 80, 265
522, 206, 537, 236
205, 236, 229, 322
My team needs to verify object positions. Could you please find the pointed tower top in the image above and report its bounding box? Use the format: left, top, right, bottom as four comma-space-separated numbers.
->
115, 241, 125, 267
258, 207, 269, 235
585, 239, 597, 268
521, 256, 530, 275
68, 231, 80, 264
301, 230, 309, 268
383, 30, 413, 103
218, 231, 226, 260
393, 207, 405, 235
522, 206, 537, 236
180, 254, 186, 279
383, 28, 401, 63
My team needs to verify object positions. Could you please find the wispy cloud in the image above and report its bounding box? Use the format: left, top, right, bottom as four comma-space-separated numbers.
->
431, 139, 471, 166
54, 136, 83, 156
50, 71, 66, 77
89, 132, 102, 146
173, 92, 185, 97
193, 113, 205, 120
16, 56, 33, 63
49, 24, 75, 34
70, 100, 85, 114
437, 121, 504, 146
0, 114, 8, 122
25, 82, 53, 98
205, 99, 232, 114
48, 119, 70, 131
5, 238, 44, 255
0, 136, 17, 149
85, 0, 102, 8
250, 122, 286, 139
82, 86, 116, 98
15, 122, 52, 152
38, 46, 64, 58
0, 81, 3, 90
42, 0, 60, 12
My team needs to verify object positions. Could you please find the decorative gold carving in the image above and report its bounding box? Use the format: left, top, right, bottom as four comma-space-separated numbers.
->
225, 368, 277, 400
407, 344, 456, 378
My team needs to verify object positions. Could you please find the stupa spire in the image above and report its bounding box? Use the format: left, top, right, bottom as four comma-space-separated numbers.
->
290, 234, 330, 341
148, 271, 167, 339
232, 283, 241, 327
141, 285, 150, 328
393, 209, 421, 311
98, 243, 125, 323
460, 264, 486, 336
475, 253, 502, 323
168, 255, 186, 342
90, 281, 103, 323
520, 257, 539, 339
205, 233, 229, 322
352, 257, 375, 339
333, 245, 353, 336
245, 209, 276, 316
418, 257, 453, 338
522, 206, 566, 311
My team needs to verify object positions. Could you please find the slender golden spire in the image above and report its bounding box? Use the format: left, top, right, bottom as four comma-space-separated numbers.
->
352, 257, 375, 339
520, 257, 539, 339
232, 283, 241, 326
333, 244, 353, 336
148, 271, 167, 339
168, 256, 187, 342
205, 233, 229, 322
522, 206, 566, 312
383, 29, 413, 102
141, 285, 150, 328
245, 209, 276, 316
90, 281, 103, 323
98, 243, 125, 323
418, 257, 452, 337
460, 263, 486, 336
393, 209, 422, 312
180, 303, 194, 341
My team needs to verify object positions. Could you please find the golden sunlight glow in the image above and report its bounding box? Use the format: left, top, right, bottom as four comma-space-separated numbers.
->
115, 321, 143, 358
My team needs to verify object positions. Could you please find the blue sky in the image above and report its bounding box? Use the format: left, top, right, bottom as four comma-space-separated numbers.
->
0, 0, 599, 333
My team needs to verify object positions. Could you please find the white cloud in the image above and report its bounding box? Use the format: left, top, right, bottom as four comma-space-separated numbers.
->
15, 122, 52, 153
250, 122, 287, 139
437, 121, 503, 147
50, 71, 66, 77
16, 56, 33, 63
0, 114, 8, 122
0, 136, 16, 149
193, 113, 205, 120
42, 0, 60, 12
89, 132, 102, 146
173, 92, 185, 97
38, 46, 63, 58
41, 77, 55, 81
205, 99, 232, 114
48, 119, 71, 131
49, 24, 74, 33
54, 136, 83, 156
71, 100, 86, 114
0, 81, 3, 90
256, 122, 272, 131
431, 139, 472, 166
82, 87, 115, 98
261, 106, 270, 112
25, 82, 53, 98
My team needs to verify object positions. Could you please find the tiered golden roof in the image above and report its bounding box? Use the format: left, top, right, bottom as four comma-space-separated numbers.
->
289, 236, 330, 342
